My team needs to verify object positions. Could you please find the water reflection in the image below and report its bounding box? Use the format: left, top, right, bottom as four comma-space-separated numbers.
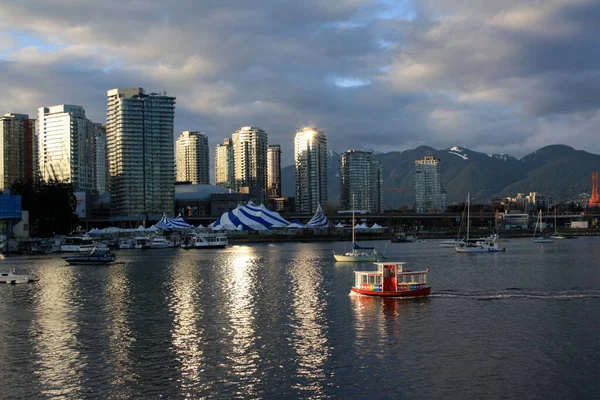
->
222, 247, 260, 396
30, 264, 84, 398
104, 264, 136, 390
168, 255, 204, 395
288, 247, 330, 396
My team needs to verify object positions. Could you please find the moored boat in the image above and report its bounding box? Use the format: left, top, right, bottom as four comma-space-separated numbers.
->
64, 246, 116, 265
60, 235, 96, 252
0, 269, 35, 284
352, 261, 430, 297
143, 236, 170, 249
183, 232, 228, 249
533, 210, 554, 243
334, 194, 385, 262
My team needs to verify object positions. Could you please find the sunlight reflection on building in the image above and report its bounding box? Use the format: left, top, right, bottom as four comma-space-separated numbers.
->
169, 256, 205, 395
289, 247, 330, 396
104, 265, 136, 389
30, 264, 84, 398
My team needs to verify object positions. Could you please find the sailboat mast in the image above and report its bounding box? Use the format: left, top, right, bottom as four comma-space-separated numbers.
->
466, 192, 470, 241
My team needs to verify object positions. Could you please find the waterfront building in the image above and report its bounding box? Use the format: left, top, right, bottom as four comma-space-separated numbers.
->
294, 127, 327, 214
93, 123, 109, 194
0, 113, 37, 191
267, 144, 281, 198
215, 138, 235, 189
176, 130, 209, 184
231, 126, 268, 202
340, 150, 383, 213
106, 88, 176, 220
37, 105, 95, 192
414, 155, 446, 213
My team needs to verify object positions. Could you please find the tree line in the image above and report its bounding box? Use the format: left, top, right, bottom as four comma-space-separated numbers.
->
9, 179, 79, 237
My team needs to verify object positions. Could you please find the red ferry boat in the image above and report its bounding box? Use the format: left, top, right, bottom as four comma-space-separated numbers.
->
352, 261, 431, 297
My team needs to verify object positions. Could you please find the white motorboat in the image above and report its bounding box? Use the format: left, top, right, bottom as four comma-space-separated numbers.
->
133, 236, 148, 249
0, 269, 35, 284
183, 232, 228, 249
455, 193, 505, 253
144, 236, 170, 249
533, 210, 554, 243
333, 194, 385, 262
60, 235, 96, 252
118, 237, 135, 249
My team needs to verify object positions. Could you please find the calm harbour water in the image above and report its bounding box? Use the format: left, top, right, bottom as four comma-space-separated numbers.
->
1, 238, 600, 399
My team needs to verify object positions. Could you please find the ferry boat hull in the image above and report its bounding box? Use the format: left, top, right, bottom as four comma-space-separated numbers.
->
351, 286, 431, 297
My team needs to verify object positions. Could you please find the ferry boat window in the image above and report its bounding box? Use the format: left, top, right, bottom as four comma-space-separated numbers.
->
361, 274, 369, 284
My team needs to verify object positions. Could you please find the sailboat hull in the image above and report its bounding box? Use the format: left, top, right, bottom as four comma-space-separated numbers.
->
333, 253, 385, 262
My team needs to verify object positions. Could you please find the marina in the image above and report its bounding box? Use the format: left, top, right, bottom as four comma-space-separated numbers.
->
0, 237, 598, 398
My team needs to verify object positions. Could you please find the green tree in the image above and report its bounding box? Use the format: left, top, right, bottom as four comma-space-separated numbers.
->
10, 178, 79, 237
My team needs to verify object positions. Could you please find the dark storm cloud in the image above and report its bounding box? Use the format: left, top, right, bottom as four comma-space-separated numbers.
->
0, 0, 599, 166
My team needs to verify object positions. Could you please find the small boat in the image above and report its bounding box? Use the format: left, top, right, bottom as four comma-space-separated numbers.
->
455, 193, 505, 253
533, 210, 554, 243
144, 236, 170, 249
182, 232, 228, 249
133, 236, 148, 249
351, 261, 431, 297
118, 237, 135, 249
550, 203, 565, 240
0, 269, 35, 284
64, 246, 116, 265
334, 194, 385, 262
60, 235, 96, 252
440, 239, 465, 248
391, 233, 415, 243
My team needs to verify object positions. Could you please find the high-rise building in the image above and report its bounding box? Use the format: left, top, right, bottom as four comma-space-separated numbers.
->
0, 113, 37, 191
106, 88, 176, 220
267, 144, 281, 198
231, 126, 268, 201
215, 138, 234, 189
37, 105, 95, 192
93, 123, 108, 194
176, 130, 209, 184
414, 155, 447, 213
294, 127, 327, 214
340, 150, 383, 213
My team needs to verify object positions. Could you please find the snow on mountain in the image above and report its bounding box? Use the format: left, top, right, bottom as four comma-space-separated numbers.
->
448, 146, 469, 160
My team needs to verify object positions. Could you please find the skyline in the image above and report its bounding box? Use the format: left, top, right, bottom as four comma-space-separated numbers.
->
1, 1, 599, 166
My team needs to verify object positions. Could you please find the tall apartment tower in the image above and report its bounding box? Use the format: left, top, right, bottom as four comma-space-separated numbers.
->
176, 130, 209, 184
231, 126, 268, 201
93, 123, 108, 194
0, 113, 37, 191
294, 127, 327, 214
267, 144, 281, 198
414, 155, 447, 213
340, 150, 383, 213
106, 88, 176, 220
37, 105, 95, 192
215, 138, 234, 189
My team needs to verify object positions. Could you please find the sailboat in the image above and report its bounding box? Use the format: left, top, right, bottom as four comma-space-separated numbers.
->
533, 210, 554, 243
455, 193, 504, 253
550, 203, 566, 240
333, 195, 385, 262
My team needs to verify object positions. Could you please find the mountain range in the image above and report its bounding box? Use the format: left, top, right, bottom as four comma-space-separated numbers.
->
281, 144, 600, 208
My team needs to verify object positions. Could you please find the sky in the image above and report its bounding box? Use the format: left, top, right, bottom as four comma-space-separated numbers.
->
1, 0, 599, 166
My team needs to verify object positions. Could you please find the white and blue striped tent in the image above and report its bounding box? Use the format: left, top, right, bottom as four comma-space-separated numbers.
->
155, 213, 194, 230
305, 204, 329, 228
210, 201, 290, 231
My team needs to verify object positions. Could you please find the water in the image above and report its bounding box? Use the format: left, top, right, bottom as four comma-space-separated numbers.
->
1, 238, 600, 399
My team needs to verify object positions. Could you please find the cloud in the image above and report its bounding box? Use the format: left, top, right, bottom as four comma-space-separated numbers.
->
0, 0, 599, 170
